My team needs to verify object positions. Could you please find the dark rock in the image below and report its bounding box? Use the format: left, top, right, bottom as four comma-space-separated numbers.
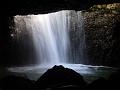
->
0, 75, 33, 90
84, 8, 120, 67
1, 0, 120, 15
52, 85, 81, 90
84, 77, 109, 90
35, 65, 87, 90
108, 70, 120, 89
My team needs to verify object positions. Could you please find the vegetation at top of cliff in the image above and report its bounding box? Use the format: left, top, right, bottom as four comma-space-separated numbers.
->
88, 3, 120, 13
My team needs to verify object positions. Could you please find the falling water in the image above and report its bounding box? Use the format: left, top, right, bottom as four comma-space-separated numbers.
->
13, 10, 86, 66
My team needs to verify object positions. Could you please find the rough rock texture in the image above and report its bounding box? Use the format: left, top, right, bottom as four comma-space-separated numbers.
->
83, 3, 120, 67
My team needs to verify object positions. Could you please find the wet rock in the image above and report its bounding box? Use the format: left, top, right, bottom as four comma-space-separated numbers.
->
35, 65, 87, 90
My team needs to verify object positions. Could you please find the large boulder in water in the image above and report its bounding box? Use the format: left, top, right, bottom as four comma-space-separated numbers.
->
35, 65, 86, 90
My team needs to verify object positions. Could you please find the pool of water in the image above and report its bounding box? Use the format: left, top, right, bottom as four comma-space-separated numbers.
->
7, 64, 119, 83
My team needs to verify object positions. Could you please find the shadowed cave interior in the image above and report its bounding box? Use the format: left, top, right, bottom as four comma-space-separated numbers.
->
0, 0, 120, 90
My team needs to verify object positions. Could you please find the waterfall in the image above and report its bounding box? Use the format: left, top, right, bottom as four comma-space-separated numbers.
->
13, 10, 86, 66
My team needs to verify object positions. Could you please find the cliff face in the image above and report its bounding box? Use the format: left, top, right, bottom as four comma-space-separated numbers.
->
83, 3, 120, 67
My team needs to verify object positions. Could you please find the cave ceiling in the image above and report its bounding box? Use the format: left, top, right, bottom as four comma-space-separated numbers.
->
1, 0, 120, 15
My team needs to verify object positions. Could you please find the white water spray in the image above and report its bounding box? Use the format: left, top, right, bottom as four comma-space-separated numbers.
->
14, 10, 86, 66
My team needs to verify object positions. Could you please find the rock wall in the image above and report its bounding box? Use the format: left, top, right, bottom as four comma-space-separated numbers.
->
83, 3, 120, 67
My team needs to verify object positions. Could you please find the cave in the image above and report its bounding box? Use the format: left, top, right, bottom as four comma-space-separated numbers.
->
0, 0, 120, 89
